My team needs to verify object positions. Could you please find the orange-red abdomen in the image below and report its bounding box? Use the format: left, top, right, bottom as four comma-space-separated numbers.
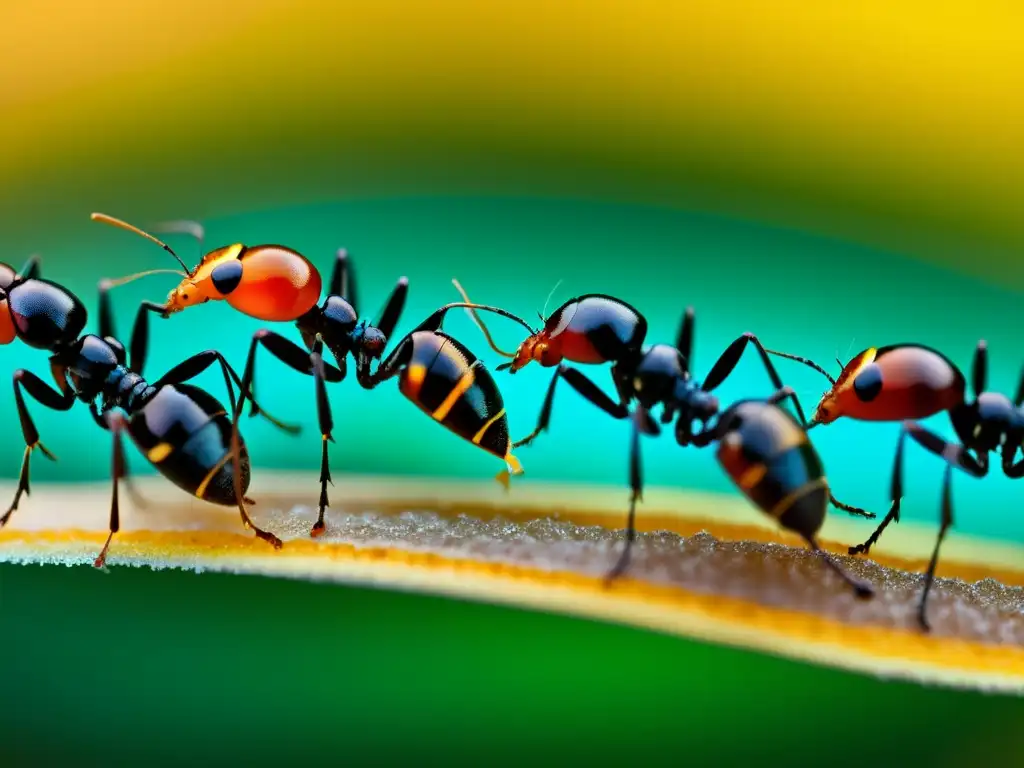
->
0, 298, 16, 344
227, 246, 322, 322
0, 263, 16, 343
819, 345, 965, 423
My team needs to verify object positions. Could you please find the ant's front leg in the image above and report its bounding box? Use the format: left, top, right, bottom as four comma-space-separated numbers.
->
3, 370, 76, 526
606, 406, 660, 583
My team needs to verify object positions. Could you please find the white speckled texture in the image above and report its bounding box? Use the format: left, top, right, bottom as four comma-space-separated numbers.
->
5, 493, 1024, 645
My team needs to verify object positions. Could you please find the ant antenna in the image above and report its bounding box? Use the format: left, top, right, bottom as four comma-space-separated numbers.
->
101, 269, 187, 289
451, 279, 528, 358
842, 337, 856, 362
764, 347, 837, 386
540, 278, 563, 320
152, 219, 206, 259
91, 213, 191, 273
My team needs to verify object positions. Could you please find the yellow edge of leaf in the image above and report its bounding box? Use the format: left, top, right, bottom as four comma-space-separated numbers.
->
2, 475, 1024, 694
3, 527, 1024, 695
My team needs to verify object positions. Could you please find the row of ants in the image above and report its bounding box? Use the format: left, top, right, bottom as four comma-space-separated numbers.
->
1, 213, 1019, 632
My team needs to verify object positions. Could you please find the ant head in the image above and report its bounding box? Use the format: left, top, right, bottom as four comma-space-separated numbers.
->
500, 332, 560, 373
356, 325, 387, 360
690, 390, 720, 423
810, 394, 840, 426
805, 348, 880, 427
163, 279, 204, 315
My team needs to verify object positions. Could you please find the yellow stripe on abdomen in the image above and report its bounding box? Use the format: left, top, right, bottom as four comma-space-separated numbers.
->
767, 477, 828, 520
432, 362, 480, 421
195, 452, 233, 500
472, 408, 506, 445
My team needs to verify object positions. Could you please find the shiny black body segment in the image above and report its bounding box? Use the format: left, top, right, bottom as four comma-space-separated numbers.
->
0, 258, 285, 567
623, 389, 874, 599
392, 330, 511, 461
450, 290, 875, 596
223, 250, 523, 537
712, 399, 827, 538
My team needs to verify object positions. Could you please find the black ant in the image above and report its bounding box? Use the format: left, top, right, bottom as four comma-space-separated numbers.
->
0, 256, 294, 566
627, 387, 875, 598
94, 214, 533, 536
452, 284, 876, 575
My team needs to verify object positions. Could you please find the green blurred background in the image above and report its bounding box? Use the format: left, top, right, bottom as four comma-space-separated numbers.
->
2, 1, 1024, 764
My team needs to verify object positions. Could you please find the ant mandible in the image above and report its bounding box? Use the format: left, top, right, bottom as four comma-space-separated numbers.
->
0, 256, 294, 565
92, 214, 533, 536
452, 283, 876, 563
765, 341, 1024, 629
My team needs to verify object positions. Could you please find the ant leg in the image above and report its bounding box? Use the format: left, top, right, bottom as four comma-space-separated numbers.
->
127, 300, 170, 377
971, 340, 988, 399
98, 279, 117, 341
766, 387, 873, 519
309, 338, 335, 537
94, 413, 129, 569
513, 368, 563, 448
330, 248, 357, 314
375, 277, 410, 343
156, 348, 320, 434
224, 380, 281, 550
90, 404, 146, 510
234, 330, 343, 536
1013, 362, 1024, 407
236, 329, 343, 422
901, 421, 988, 477
849, 426, 915, 556
2, 370, 76, 526
828, 494, 876, 519
559, 367, 631, 419
607, 407, 660, 583
18, 254, 41, 281
514, 366, 630, 448
917, 463, 955, 632
147, 350, 273, 539
801, 535, 874, 599
1005, 446, 1024, 479
675, 306, 695, 375
701, 333, 810, 427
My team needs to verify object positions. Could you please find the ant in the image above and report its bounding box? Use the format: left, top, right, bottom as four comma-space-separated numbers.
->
627, 387, 875, 599
452, 284, 876, 550
93, 213, 533, 536
0, 255, 294, 566
765, 341, 1024, 629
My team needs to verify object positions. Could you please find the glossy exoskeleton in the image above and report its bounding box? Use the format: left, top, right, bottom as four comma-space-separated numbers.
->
93, 214, 530, 537
766, 340, 1024, 629
0, 257, 292, 566
453, 285, 876, 540
626, 386, 874, 598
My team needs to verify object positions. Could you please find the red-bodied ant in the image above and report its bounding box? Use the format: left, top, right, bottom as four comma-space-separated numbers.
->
766, 341, 1024, 629
93, 214, 533, 536
452, 283, 876, 578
